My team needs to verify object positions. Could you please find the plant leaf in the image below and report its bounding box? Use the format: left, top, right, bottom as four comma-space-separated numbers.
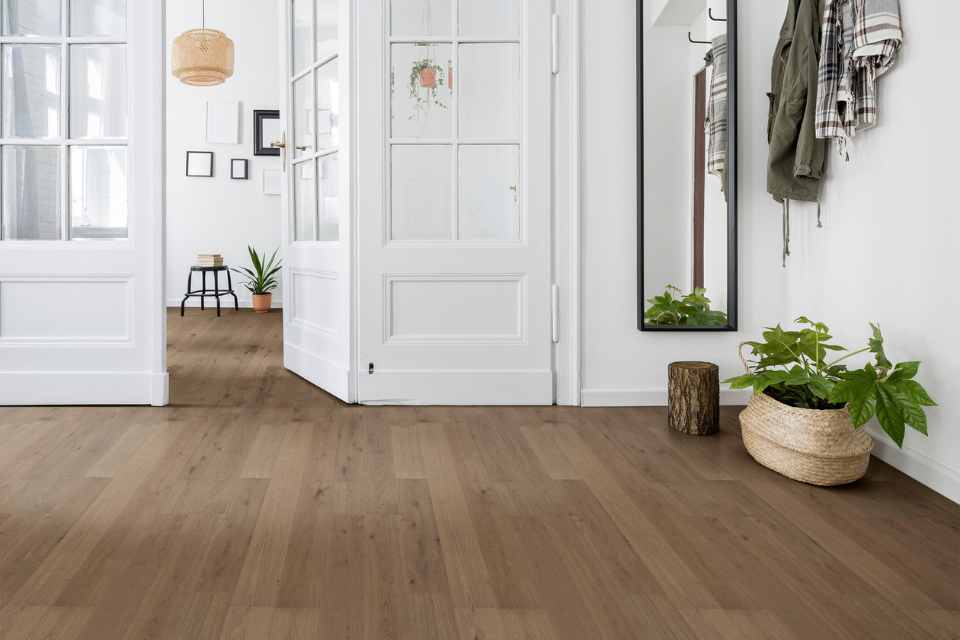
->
897, 379, 937, 407
887, 361, 920, 384
875, 384, 906, 447
869, 323, 893, 371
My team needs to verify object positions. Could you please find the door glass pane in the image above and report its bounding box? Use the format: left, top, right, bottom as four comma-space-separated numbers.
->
391, 145, 452, 240
2, 0, 60, 36
458, 43, 519, 140
391, 0, 451, 36
318, 153, 339, 241
2, 146, 62, 240
294, 160, 317, 241
293, 73, 314, 159
2, 45, 62, 139
292, 0, 312, 75
70, 45, 127, 138
391, 43, 452, 139
70, 146, 127, 239
315, 59, 339, 151
70, 0, 126, 37
315, 0, 338, 60
458, 0, 519, 37
459, 145, 519, 241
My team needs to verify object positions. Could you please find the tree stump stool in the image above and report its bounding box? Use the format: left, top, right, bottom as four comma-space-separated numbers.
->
668, 362, 719, 436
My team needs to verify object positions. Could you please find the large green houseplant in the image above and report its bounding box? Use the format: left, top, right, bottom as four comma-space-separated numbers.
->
726, 317, 936, 447
727, 318, 936, 486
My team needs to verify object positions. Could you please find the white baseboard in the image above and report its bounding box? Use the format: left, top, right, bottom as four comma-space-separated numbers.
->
870, 435, 960, 505
0, 371, 165, 406
581, 388, 752, 407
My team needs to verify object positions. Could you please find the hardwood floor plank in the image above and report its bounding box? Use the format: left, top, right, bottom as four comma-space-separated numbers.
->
0, 309, 954, 639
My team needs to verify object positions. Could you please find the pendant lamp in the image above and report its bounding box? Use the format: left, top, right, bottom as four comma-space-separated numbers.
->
172, 0, 235, 86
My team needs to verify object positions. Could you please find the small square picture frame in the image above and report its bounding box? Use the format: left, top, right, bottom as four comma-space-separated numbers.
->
186, 151, 214, 178
231, 158, 249, 180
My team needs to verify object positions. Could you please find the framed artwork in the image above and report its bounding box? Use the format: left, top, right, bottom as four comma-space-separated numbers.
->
254, 110, 281, 156
206, 100, 240, 144
185, 151, 214, 177
231, 158, 249, 180
262, 169, 282, 196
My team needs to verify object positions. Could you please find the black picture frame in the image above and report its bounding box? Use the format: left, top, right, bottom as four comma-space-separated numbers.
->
185, 151, 215, 178
638, 0, 738, 332
231, 158, 249, 180
254, 110, 281, 156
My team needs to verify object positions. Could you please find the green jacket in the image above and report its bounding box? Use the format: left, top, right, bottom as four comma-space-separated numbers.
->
767, 0, 826, 203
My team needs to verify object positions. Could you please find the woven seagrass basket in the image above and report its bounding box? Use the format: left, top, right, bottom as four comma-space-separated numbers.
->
739, 392, 873, 486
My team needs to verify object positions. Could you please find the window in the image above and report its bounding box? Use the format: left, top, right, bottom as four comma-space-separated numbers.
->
0, 0, 128, 241
291, 0, 341, 242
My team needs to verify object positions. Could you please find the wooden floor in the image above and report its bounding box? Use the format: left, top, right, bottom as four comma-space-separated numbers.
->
0, 309, 957, 639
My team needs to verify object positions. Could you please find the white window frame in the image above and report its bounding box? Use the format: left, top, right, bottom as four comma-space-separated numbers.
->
290, 0, 341, 243
0, 0, 129, 242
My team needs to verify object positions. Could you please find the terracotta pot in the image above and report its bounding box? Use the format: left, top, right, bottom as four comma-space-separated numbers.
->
252, 293, 272, 314
419, 67, 437, 89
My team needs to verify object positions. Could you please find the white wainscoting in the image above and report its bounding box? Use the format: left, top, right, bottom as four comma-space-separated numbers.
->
0, 278, 131, 342
384, 275, 524, 345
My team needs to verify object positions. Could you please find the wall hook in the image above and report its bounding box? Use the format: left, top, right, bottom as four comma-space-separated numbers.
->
688, 32, 711, 44
709, 8, 727, 22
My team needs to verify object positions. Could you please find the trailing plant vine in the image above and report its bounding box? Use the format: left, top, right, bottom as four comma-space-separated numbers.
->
408, 57, 447, 118
725, 317, 937, 447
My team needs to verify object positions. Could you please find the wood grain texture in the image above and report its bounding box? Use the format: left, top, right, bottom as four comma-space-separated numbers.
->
668, 362, 720, 436
0, 309, 956, 639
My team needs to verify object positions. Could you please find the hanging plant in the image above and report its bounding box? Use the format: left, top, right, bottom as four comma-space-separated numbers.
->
408, 57, 447, 118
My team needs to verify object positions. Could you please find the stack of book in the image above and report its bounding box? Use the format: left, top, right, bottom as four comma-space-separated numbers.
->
197, 254, 224, 267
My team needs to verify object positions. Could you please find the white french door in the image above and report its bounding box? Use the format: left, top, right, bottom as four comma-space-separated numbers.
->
280, 0, 353, 401
0, 0, 165, 405
355, 0, 555, 404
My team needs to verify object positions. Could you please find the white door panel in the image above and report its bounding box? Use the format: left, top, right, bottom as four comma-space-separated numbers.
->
281, 0, 353, 402
0, 0, 165, 406
357, 0, 554, 405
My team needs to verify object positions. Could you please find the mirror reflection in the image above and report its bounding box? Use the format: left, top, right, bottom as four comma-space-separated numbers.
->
641, 0, 735, 330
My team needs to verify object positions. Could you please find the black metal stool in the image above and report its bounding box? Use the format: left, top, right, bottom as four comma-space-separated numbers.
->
180, 266, 239, 317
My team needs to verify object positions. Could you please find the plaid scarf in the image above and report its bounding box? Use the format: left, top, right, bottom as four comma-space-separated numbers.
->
853, 0, 903, 127
706, 35, 728, 186
816, 0, 902, 159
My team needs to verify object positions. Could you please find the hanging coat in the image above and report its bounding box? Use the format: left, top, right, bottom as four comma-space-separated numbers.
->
767, 0, 826, 204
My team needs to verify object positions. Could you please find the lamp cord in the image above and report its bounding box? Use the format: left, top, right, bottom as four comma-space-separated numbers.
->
201, 0, 206, 30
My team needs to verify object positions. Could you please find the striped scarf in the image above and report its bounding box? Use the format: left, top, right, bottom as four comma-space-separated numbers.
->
706, 35, 728, 187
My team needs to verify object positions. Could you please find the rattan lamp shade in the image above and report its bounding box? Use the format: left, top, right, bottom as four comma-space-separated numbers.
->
172, 28, 235, 86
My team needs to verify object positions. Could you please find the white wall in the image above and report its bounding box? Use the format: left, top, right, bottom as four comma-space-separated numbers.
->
783, 4, 959, 502
582, 0, 958, 502
165, 0, 284, 308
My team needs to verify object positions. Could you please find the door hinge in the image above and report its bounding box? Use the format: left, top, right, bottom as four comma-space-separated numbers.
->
368, 362, 375, 375
551, 14, 560, 75
551, 284, 560, 343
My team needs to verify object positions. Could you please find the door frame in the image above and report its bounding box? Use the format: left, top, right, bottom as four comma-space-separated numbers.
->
153, 0, 581, 408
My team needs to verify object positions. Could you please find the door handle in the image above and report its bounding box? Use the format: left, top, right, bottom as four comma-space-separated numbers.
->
271, 132, 287, 167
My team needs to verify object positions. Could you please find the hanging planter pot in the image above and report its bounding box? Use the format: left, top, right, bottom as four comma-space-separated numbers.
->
419, 66, 437, 89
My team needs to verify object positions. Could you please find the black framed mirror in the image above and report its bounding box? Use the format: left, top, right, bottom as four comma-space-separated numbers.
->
639, 0, 738, 331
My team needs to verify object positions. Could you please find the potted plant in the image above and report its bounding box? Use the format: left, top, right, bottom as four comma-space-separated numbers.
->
726, 318, 937, 486
231, 246, 282, 314
644, 285, 729, 327
408, 57, 447, 117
